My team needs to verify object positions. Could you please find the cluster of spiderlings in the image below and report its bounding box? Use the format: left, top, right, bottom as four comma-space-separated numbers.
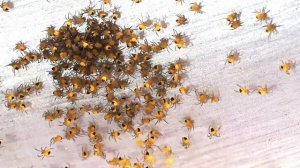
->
7, 2, 194, 167
226, 11, 242, 29
234, 85, 271, 96
254, 7, 279, 37
0, 0, 297, 166
4, 79, 43, 112
224, 7, 279, 37
194, 89, 220, 106
136, 16, 190, 50
9, 40, 42, 73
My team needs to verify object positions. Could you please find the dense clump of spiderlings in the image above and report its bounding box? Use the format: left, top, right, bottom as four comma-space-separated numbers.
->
7, 2, 192, 167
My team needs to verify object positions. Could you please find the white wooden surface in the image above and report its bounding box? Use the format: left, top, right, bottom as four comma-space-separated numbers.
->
0, 0, 300, 167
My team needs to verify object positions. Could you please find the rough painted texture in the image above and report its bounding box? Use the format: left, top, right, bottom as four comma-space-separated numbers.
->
0, 0, 300, 167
